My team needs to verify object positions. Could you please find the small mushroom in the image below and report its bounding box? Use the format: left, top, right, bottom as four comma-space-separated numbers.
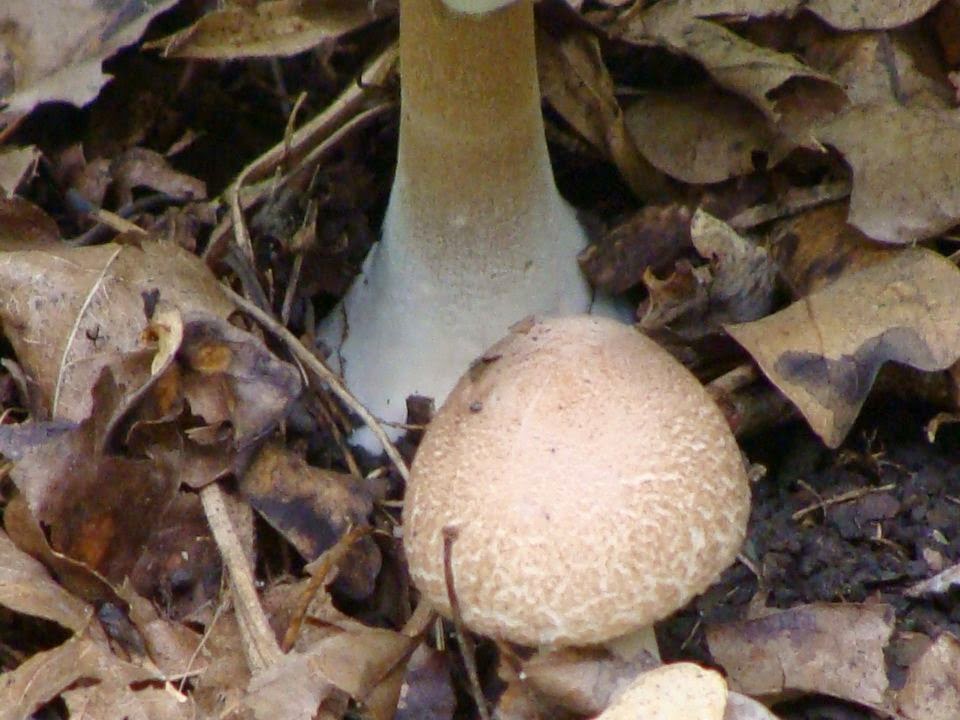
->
319, 0, 593, 449
402, 315, 750, 652
594, 663, 728, 720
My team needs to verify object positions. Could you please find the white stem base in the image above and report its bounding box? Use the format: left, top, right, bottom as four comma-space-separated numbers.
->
318, 193, 593, 451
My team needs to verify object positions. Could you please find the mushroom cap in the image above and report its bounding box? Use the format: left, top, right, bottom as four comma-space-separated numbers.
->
402, 315, 750, 647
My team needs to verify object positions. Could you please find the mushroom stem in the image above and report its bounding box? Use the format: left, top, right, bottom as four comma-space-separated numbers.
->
320, 0, 592, 448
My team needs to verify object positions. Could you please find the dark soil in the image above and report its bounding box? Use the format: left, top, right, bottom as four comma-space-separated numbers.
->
659, 400, 960, 719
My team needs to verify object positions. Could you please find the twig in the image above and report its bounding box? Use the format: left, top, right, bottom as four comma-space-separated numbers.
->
443, 526, 490, 720
792, 483, 897, 521
200, 483, 283, 672
222, 285, 410, 482
282, 525, 372, 652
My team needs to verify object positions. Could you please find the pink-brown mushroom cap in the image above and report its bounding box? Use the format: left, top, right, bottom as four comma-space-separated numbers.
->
402, 315, 750, 647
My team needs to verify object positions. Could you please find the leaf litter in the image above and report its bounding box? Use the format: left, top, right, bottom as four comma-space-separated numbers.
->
2, 0, 960, 719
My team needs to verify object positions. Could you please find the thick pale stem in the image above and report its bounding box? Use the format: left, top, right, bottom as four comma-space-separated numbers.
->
320, 0, 592, 448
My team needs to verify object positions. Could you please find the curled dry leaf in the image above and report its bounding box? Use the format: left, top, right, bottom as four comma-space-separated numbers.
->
707, 603, 894, 708
625, 86, 793, 184
537, 25, 666, 199
0, 196, 62, 252
595, 663, 728, 720
817, 103, 960, 243
0, 235, 234, 421
0, 527, 92, 633
897, 632, 960, 720
726, 248, 960, 447
109, 147, 207, 207
145, 0, 378, 60
617, 1, 834, 121
0, 0, 179, 124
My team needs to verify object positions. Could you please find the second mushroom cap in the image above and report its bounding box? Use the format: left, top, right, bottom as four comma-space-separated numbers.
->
402, 315, 751, 647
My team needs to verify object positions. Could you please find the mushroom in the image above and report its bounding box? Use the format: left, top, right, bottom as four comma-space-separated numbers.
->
594, 663, 728, 720
319, 0, 594, 448
402, 315, 750, 656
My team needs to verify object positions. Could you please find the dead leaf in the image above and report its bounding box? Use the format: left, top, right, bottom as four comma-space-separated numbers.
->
816, 103, 960, 243
625, 86, 793, 183
725, 691, 782, 719
146, 0, 377, 60
0, 0, 179, 126
617, 1, 835, 121
537, 25, 667, 199
707, 603, 893, 708
109, 148, 207, 208
726, 248, 960, 447
0, 196, 62, 252
0, 526, 92, 633
897, 633, 960, 720
905, 561, 960, 597
241, 443, 380, 599
395, 645, 455, 720
804, 0, 941, 30
596, 663, 728, 720
0, 239, 234, 421
10, 368, 180, 586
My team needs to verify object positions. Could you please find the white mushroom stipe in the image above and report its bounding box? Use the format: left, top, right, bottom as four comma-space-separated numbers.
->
318, 0, 592, 450
403, 316, 751, 648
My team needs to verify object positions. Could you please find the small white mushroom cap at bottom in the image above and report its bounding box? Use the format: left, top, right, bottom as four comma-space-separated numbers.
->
594, 663, 728, 720
402, 315, 751, 647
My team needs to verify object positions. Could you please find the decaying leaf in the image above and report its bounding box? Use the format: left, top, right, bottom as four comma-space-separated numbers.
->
0, 0, 180, 125
640, 210, 776, 340
625, 86, 793, 184
0, 196, 62, 252
804, 0, 941, 31
0, 235, 234, 421
394, 645, 456, 720
0, 526, 92, 633
817, 103, 960, 243
727, 248, 960, 447
146, 0, 378, 60
707, 603, 894, 708
537, 25, 666, 199
897, 633, 960, 720
0, 146, 41, 196
240, 443, 381, 599
616, 1, 834, 121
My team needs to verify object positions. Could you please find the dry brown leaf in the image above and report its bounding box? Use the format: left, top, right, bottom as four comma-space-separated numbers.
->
10, 369, 180, 587
625, 86, 793, 183
0, 0, 179, 125
617, 1, 834, 120
241, 651, 340, 720
768, 202, 897, 297
0, 239, 234, 421
805, 0, 941, 30
804, 29, 953, 109
0, 526, 92, 632
394, 645, 456, 720
109, 148, 207, 207
0, 196, 62, 252
596, 663, 728, 720
537, 26, 666, 199
640, 210, 775, 341
241, 443, 380, 599
897, 633, 960, 720
146, 0, 377, 60
707, 603, 893, 708
726, 248, 960, 447
817, 103, 960, 243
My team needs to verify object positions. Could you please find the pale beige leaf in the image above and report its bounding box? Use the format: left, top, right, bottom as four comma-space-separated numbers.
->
0, 527, 92, 632
707, 603, 893, 707
146, 0, 376, 60
805, 0, 940, 30
725, 692, 782, 719
625, 86, 793, 183
0, 0, 179, 123
897, 633, 960, 720
0, 241, 234, 421
726, 248, 960, 447
817, 103, 960, 243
